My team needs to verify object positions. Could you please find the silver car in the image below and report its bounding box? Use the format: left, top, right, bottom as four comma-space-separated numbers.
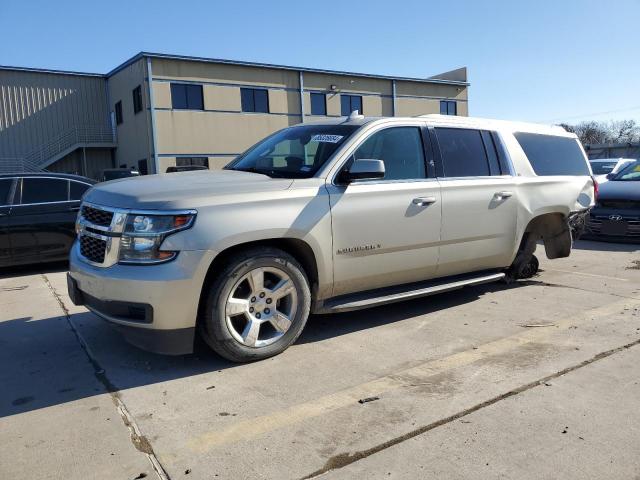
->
68, 114, 595, 362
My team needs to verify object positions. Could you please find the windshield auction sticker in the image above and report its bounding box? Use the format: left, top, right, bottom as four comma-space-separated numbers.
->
311, 134, 343, 143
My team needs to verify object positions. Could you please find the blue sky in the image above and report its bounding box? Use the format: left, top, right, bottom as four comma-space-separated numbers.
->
1, 0, 638, 124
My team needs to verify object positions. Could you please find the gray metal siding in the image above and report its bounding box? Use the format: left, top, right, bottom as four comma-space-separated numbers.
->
0, 70, 109, 157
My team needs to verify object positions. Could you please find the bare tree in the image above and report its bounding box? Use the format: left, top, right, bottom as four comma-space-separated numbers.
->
558, 119, 640, 145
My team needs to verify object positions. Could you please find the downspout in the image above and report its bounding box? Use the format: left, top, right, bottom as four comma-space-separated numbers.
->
146, 56, 160, 174
299, 71, 305, 123
391, 79, 396, 117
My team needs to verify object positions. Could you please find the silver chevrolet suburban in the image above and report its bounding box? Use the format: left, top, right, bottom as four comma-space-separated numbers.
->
67, 114, 595, 362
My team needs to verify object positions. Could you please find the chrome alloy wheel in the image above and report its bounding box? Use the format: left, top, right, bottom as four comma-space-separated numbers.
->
224, 266, 298, 348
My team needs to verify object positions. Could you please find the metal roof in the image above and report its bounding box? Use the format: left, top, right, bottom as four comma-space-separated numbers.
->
0, 51, 469, 86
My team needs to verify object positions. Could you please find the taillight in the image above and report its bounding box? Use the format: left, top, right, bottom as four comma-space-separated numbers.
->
592, 176, 599, 202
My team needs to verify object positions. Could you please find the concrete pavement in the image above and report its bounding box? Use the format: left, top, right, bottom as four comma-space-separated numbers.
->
0, 240, 639, 479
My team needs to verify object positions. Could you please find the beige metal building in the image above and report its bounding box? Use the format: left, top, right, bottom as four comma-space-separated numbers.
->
0, 52, 469, 178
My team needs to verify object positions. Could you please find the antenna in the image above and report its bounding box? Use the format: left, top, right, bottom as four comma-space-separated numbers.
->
347, 110, 364, 121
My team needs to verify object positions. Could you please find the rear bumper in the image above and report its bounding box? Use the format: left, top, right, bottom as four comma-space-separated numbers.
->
67, 242, 213, 355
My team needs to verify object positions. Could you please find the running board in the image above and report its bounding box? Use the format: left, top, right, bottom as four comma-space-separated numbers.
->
319, 271, 505, 313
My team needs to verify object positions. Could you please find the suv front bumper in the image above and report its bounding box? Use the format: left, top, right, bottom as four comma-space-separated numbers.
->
67, 242, 213, 355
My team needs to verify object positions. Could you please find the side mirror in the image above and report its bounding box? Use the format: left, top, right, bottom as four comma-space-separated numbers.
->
606, 173, 615, 180
340, 159, 385, 183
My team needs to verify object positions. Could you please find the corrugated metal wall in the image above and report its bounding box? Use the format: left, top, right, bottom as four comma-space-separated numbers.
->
0, 69, 109, 157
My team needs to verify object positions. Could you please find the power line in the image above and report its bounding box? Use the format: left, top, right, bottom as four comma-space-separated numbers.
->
541, 105, 640, 123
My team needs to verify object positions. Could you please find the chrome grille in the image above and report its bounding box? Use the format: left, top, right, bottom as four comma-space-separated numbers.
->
586, 215, 640, 237
80, 235, 107, 263
81, 205, 114, 227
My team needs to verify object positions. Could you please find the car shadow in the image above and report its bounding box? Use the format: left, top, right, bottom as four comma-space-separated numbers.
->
572, 239, 639, 252
0, 261, 69, 279
0, 280, 503, 419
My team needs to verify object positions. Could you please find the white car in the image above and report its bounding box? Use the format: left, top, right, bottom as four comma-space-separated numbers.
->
68, 114, 595, 362
589, 158, 636, 183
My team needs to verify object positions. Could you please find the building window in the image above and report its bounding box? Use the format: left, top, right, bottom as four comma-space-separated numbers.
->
132, 85, 143, 114
176, 157, 209, 168
440, 100, 457, 116
340, 95, 363, 116
170, 83, 204, 110
115, 101, 123, 125
240, 88, 269, 113
310, 92, 327, 116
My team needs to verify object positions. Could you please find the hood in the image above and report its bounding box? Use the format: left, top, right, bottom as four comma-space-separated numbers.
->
84, 170, 294, 209
598, 180, 640, 202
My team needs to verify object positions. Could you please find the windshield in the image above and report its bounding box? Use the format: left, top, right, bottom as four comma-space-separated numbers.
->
226, 124, 359, 178
612, 160, 640, 181
589, 161, 617, 175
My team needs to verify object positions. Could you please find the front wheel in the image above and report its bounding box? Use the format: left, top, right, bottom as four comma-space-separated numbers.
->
199, 247, 311, 362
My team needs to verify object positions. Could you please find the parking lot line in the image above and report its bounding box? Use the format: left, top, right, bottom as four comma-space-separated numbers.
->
188, 296, 639, 452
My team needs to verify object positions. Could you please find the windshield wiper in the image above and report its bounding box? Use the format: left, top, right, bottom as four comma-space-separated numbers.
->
230, 167, 290, 179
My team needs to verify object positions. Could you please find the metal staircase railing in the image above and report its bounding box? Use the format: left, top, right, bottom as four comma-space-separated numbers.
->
0, 125, 115, 174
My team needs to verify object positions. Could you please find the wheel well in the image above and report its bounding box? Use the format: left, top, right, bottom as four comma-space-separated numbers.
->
523, 212, 571, 259
197, 238, 319, 320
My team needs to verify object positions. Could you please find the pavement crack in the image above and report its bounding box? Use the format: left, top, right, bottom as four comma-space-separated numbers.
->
299, 337, 640, 479
41, 274, 171, 480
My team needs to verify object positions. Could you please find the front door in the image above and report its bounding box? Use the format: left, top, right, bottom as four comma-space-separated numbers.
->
431, 127, 518, 276
9, 177, 77, 264
327, 125, 442, 297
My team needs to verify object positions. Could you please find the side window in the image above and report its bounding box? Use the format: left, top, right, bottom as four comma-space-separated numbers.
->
514, 132, 590, 176
132, 85, 143, 114
310, 93, 327, 115
21, 178, 68, 204
70, 181, 91, 201
480, 131, 502, 175
241, 88, 269, 113
340, 95, 363, 116
0, 179, 13, 205
353, 127, 426, 181
114, 101, 123, 125
435, 128, 490, 177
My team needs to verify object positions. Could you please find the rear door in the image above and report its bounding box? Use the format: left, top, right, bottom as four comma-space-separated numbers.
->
0, 178, 16, 266
431, 127, 519, 276
9, 177, 77, 264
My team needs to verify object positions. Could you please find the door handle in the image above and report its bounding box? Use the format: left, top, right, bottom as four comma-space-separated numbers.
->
495, 191, 513, 200
412, 196, 437, 207
69, 206, 80, 212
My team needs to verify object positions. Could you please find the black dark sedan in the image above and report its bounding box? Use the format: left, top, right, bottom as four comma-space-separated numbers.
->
584, 160, 640, 242
0, 173, 95, 267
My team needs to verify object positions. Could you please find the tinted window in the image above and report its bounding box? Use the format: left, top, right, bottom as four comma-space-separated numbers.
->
176, 157, 209, 167
115, 101, 123, 125
436, 128, 490, 177
132, 85, 143, 114
481, 131, 502, 175
514, 132, 590, 176
440, 101, 457, 116
21, 178, 68, 204
341, 95, 363, 116
171, 83, 204, 110
354, 127, 426, 180
589, 162, 617, 175
241, 88, 269, 113
0, 179, 13, 205
310, 93, 327, 115
70, 181, 91, 200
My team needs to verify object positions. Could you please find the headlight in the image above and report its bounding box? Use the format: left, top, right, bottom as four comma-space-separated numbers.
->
118, 212, 196, 264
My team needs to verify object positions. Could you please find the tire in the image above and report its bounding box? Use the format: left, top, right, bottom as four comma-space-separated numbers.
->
199, 247, 311, 362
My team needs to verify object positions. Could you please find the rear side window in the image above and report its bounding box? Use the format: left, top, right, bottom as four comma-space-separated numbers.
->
21, 178, 68, 204
514, 132, 590, 176
70, 181, 91, 200
0, 179, 13, 205
435, 128, 490, 177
